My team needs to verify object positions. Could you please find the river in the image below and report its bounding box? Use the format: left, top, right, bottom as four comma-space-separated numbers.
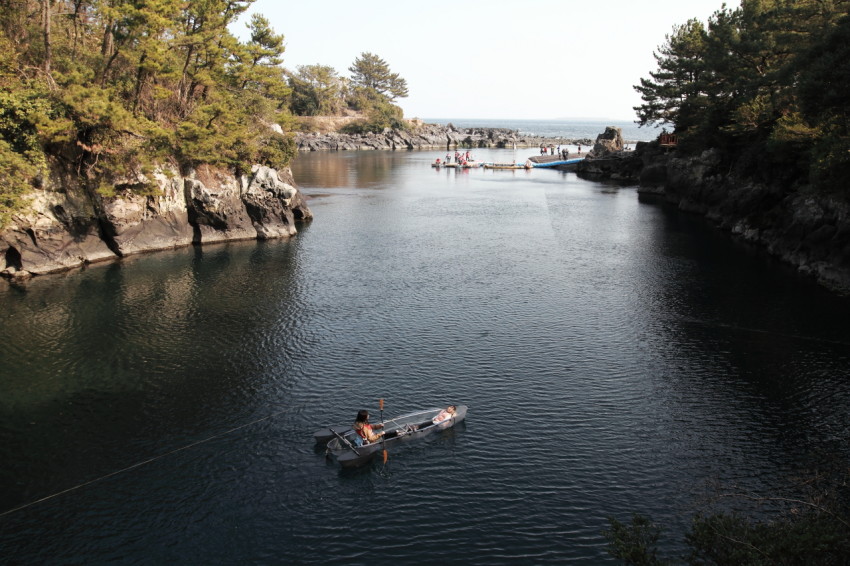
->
2, 148, 849, 564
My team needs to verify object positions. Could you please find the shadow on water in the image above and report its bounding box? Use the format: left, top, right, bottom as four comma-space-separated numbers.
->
0, 238, 307, 512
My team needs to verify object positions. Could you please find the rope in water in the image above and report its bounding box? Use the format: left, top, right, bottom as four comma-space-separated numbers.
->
0, 407, 292, 520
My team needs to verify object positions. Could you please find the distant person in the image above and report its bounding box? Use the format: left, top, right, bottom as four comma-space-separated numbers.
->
578, 144, 582, 155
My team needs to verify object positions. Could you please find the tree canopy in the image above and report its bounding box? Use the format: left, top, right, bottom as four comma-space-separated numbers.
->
348, 52, 409, 102
288, 64, 346, 116
0, 0, 299, 226
634, 0, 850, 190
0, 1, 413, 226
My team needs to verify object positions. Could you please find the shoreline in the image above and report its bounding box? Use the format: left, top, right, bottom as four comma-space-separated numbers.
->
295, 122, 602, 152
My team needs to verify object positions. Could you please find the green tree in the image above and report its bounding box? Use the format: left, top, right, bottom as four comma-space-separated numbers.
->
0, 0, 298, 220
288, 64, 344, 116
634, 18, 708, 130
348, 51, 408, 101
794, 13, 850, 191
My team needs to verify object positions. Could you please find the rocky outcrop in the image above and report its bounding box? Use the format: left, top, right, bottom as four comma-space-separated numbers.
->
587, 126, 625, 157
1, 162, 312, 279
575, 127, 644, 182
296, 123, 593, 152
576, 134, 850, 294
656, 150, 850, 292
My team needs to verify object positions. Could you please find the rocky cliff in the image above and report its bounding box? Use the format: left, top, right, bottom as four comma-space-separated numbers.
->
1, 162, 312, 279
576, 130, 850, 294
296, 123, 593, 151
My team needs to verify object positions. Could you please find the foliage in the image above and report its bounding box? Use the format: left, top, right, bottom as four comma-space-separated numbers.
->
685, 509, 850, 565
0, 0, 298, 228
0, 139, 37, 227
634, 0, 850, 190
340, 94, 407, 134
348, 52, 408, 102
288, 64, 346, 116
603, 514, 666, 566
0, 2, 410, 228
605, 467, 850, 565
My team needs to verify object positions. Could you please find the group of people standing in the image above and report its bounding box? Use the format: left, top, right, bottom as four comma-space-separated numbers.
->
434, 151, 474, 167
446, 151, 472, 164
541, 144, 582, 160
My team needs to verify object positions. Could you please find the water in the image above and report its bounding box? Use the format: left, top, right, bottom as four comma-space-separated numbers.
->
2, 148, 850, 564
424, 118, 660, 143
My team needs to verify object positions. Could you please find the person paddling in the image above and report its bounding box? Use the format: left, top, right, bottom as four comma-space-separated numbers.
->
352, 409, 384, 444
352, 409, 402, 444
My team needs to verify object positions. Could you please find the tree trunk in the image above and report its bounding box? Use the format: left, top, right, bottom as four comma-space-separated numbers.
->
42, 0, 52, 75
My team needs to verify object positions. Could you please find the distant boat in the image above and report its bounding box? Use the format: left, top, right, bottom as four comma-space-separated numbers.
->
483, 162, 532, 170
432, 161, 482, 168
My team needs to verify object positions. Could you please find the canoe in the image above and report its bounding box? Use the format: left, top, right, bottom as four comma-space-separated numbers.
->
483, 163, 532, 170
315, 405, 468, 467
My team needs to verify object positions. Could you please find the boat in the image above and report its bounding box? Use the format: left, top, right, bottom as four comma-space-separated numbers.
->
530, 157, 583, 168
483, 162, 532, 170
314, 405, 468, 467
432, 161, 482, 169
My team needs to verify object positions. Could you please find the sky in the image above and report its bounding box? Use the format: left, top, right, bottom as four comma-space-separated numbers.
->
235, 0, 730, 121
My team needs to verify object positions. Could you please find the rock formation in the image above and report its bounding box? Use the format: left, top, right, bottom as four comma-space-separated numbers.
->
1, 163, 311, 279
575, 135, 850, 294
573, 127, 642, 181
587, 126, 625, 157
295, 123, 593, 152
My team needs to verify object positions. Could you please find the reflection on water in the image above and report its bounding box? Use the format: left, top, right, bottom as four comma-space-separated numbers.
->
2, 149, 850, 565
292, 150, 407, 189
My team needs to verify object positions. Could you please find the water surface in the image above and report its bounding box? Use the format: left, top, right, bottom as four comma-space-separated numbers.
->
2, 148, 849, 564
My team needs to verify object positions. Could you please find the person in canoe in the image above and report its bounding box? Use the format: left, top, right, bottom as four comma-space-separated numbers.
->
353, 409, 406, 444
409, 405, 457, 431
352, 409, 384, 444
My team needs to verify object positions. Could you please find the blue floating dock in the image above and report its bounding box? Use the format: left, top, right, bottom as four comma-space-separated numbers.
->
529, 157, 583, 168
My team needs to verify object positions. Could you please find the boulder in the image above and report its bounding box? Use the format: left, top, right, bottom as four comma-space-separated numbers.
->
588, 127, 624, 157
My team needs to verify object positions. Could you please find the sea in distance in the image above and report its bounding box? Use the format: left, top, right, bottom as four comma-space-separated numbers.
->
425, 117, 660, 143
2, 143, 850, 564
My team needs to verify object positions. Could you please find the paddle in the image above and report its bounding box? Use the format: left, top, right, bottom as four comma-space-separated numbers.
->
379, 398, 388, 464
